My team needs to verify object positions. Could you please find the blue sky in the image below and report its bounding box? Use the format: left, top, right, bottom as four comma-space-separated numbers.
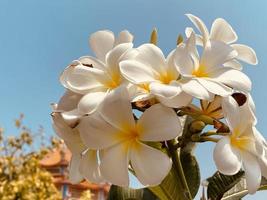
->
0, 0, 266, 199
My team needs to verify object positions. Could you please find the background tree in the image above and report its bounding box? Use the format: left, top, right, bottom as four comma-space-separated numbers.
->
0, 114, 61, 200
80, 190, 93, 200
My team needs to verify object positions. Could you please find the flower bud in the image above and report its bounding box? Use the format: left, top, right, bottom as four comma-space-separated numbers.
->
150, 28, 158, 45
190, 120, 206, 133
177, 34, 183, 45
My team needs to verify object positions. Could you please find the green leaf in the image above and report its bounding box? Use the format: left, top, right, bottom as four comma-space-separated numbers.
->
107, 185, 159, 200
222, 177, 267, 200
179, 116, 201, 198
207, 171, 244, 200
180, 151, 200, 198
149, 166, 191, 200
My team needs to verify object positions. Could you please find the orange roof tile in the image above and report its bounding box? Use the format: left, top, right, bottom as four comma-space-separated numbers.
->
40, 146, 71, 167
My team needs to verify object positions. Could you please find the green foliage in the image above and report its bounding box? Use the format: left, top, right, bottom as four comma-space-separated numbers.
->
206, 171, 244, 200
180, 151, 200, 198
0, 115, 61, 200
207, 171, 267, 200
80, 190, 93, 200
222, 177, 267, 200
149, 165, 191, 200
107, 185, 158, 200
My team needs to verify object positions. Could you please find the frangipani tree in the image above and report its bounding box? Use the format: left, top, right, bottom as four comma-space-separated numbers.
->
52, 14, 267, 199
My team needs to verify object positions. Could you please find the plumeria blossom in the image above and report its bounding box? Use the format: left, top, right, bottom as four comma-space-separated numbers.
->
188, 93, 256, 120
185, 14, 258, 69
51, 90, 103, 184
174, 32, 251, 100
52, 14, 267, 198
188, 95, 224, 120
213, 95, 266, 194
120, 43, 192, 108
60, 30, 135, 114
78, 87, 182, 186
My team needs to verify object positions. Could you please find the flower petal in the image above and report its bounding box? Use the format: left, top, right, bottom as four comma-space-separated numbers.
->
137, 104, 182, 141
222, 95, 255, 136
100, 142, 130, 186
79, 150, 103, 183
253, 127, 266, 157
115, 30, 134, 45
60, 109, 81, 128
223, 59, 242, 70
60, 64, 104, 94
106, 43, 133, 76
241, 151, 261, 194
72, 64, 112, 87
79, 56, 106, 70
213, 137, 242, 175
174, 45, 195, 76
181, 79, 214, 100
52, 112, 85, 154
185, 27, 203, 45
78, 113, 122, 149
166, 50, 180, 80
221, 95, 241, 131
210, 18, 237, 44
78, 91, 107, 114
135, 43, 166, 74
204, 95, 221, 111
99, 87, 136, 132
231, 44, 258, 65
150, 82, 181, 98
239, 94, 257, 126
57, 90, 82, 111
200, 41, 238, 72
89, 30, 115, 61
197, 78, 233, 97
210, 67, 251, 92
185, 31, 199, 60
130, 142, 172, 186
69, 154, 84, 184
128, 84, 153, 102
120, 60, 156, 84
259, 158, 267, 180
156, 91, 193, 108
185, 14, 209, 44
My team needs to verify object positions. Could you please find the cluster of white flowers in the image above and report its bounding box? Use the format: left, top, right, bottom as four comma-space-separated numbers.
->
52, 14, 267, 194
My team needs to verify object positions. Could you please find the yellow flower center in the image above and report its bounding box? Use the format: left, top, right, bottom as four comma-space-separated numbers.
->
159, 72, 177, 84
138, 83, 150, 92
192, 65, 209, 77
116, 125, 141, 142
116, 125, 143, 152
230, 129, 253, 151
104, 72, 121, 89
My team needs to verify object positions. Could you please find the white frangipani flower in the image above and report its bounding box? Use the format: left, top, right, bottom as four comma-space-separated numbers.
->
174, 32, 251, 100
254, 129, 267, 180
60, 30, 135, 114
185, 14, 258, 69
120, 43, 192, 108
213, 96, 267, 194
52, 90, 83, 127
51, 91, 103, 184
78, 87, 182, 186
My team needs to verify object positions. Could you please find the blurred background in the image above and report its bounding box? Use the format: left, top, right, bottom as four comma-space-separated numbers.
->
0, 0, 266, 199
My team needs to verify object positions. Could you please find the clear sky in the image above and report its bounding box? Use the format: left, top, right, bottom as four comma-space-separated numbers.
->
0, 0, 266, 199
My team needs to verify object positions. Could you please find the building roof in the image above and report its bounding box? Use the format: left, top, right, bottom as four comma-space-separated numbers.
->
39, 146, 71, 167
39, 145, 110, 192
